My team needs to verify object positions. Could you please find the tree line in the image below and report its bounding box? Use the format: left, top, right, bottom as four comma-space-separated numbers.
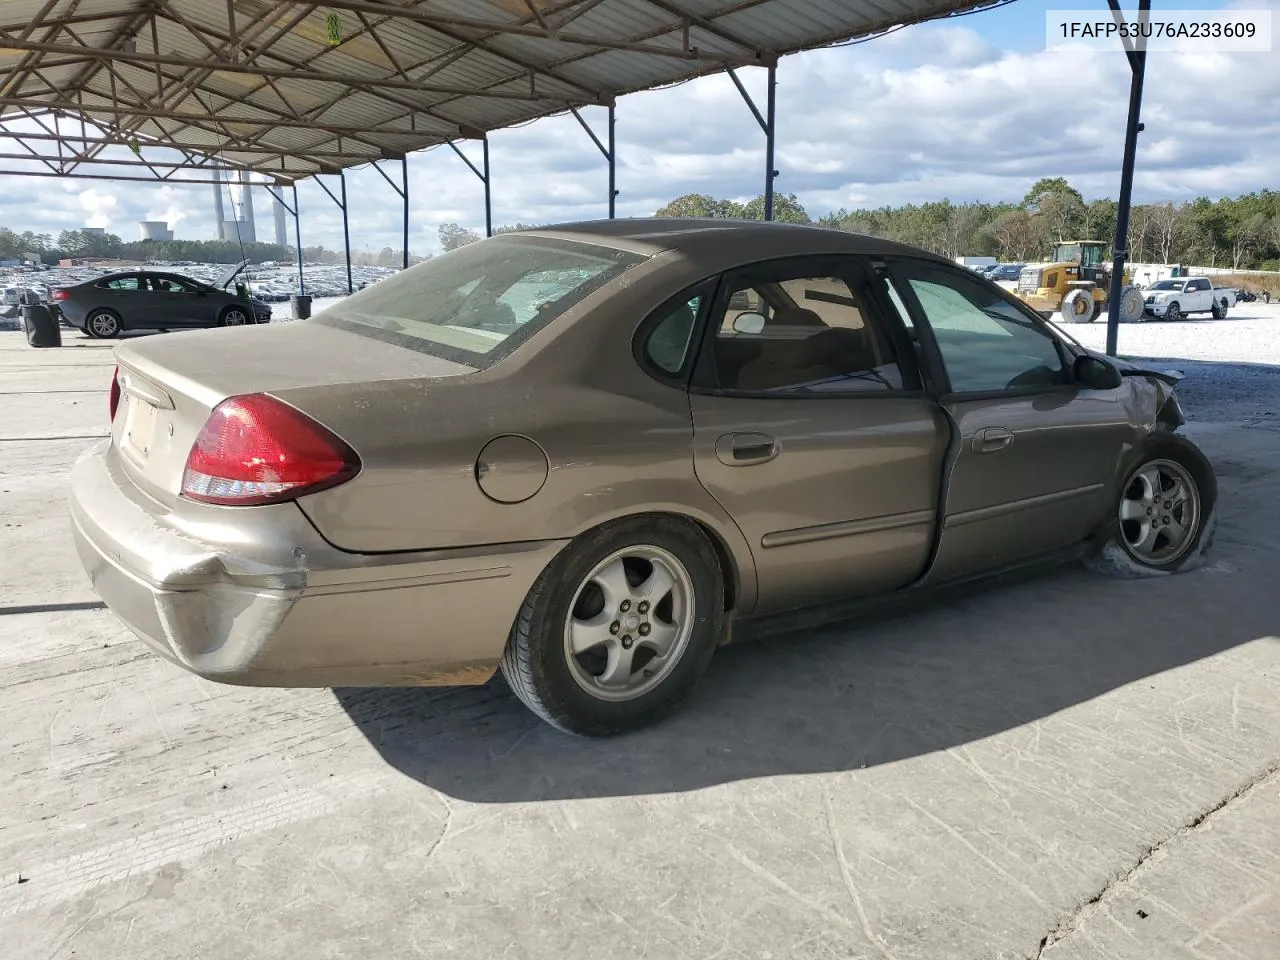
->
0, 227, 296, 265
650, 179, 1280, 270
434, 180, 1280, 271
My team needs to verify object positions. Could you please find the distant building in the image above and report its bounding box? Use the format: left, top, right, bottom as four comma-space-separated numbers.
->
139, 220, 174, 242
81, 227, 105, 237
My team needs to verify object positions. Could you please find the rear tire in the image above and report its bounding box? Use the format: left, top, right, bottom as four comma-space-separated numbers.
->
1212, 298, 1227, 319
85, 309, 121, 338
500, 515, 725, 736
1084, 432, 1218, 579
1117, 284, 1145, 324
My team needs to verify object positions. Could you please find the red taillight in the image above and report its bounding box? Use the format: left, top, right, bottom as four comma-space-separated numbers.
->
108, 366, 121, 421
180, 394, 360, 506
52, 288, 70, 301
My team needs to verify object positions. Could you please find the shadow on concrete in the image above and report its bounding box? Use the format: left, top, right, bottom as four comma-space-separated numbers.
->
331, 353, 1278, 801
335, 554, 1276, 802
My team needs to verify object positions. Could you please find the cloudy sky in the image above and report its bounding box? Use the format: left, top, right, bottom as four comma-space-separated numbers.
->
2, 0, 1277, 256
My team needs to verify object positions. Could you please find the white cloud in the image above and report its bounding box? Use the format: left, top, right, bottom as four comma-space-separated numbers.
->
76, 188, 120, 228
2, 6, 1279, 253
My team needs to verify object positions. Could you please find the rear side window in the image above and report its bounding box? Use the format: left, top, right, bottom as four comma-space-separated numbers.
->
97, 277, 139, 290
315, 236, 646, 369
704, 262, 908, 394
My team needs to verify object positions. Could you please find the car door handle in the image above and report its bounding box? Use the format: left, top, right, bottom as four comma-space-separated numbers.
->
972, 427, 1014, 454
715, 432, 779, 466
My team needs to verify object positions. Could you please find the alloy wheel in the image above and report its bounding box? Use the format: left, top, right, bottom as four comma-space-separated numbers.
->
562, 545, 695, 702
1119, 458, 1201, 565
89, 311, 118, 337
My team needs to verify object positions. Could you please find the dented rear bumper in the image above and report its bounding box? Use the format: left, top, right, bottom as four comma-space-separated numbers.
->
69, 440, 567, 687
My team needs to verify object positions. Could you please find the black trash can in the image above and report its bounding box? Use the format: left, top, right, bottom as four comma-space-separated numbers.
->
22, 303, 62, 348
290, 294, 312, 320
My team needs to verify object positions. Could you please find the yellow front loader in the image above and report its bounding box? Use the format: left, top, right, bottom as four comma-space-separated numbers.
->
1014, 240, 1144, 324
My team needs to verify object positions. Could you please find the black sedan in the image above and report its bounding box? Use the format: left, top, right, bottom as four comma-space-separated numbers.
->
52, 267, 271, 338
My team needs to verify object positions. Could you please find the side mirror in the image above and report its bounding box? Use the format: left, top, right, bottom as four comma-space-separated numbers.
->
1074, 354, 1123, 390
731, 312, 766, 334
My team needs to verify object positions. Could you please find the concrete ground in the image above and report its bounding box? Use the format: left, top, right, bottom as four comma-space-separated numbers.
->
2, 308, 1278, 960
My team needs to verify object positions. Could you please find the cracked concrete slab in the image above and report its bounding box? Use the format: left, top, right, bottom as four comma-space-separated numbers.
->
1041, 767, 1279, 960
1, 326, 1278, 960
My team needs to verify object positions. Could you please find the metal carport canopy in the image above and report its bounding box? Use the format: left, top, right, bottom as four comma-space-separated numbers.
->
0, 0, 1007, 182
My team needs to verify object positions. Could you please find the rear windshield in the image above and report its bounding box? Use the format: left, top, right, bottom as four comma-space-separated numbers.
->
312, 234, 646, 368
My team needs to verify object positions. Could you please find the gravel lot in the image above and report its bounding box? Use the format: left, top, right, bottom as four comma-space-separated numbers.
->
1056, 303, 1280, 425
1, 304, 1277, 960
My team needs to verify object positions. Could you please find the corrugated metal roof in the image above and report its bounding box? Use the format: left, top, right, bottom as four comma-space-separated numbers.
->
0, 0, 1004, 183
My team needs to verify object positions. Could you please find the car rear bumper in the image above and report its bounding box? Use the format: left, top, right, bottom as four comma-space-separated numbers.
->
69, 440, 568, 687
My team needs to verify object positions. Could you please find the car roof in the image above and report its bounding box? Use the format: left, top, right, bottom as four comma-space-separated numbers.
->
516, 217, 953, 265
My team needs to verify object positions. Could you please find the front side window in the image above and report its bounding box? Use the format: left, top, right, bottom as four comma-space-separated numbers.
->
894, 260, 1066, 394
704, 262, 907, 394
314, 235, 646, 368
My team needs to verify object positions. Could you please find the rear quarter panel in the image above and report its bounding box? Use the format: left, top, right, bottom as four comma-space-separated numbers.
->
286, 251, 760, 609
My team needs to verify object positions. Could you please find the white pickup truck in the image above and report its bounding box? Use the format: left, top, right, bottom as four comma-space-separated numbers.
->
1141, 277, 1234, 321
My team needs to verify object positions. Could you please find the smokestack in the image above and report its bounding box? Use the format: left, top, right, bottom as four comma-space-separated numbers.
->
241, 170, 256, 243
273, 193, 288, 247
212, 168, 225, 241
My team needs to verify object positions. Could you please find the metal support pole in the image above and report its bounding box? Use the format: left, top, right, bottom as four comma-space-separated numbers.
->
292, 183, 304, 296
764, 62, 777, 222
570, 104, 617, 219
608, 104, 617, 219
402, 156, 409, 269
728, 61, 780, 221
316, 174, 351, 291
448, 138, 491, 238
482, 138, 492, 238
340, 171, 352, 294
1106, 0, 1150, 357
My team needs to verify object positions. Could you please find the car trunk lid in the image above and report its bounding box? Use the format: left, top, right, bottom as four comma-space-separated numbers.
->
109, 321, 474, 508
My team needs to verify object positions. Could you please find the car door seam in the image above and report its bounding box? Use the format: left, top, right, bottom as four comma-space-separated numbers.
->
903, 403, 960, 589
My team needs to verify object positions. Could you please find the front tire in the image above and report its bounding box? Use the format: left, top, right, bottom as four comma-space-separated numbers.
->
85, 309, 121, 338
500, 516, 725, 736
1084, 432, 1218, 579
1061, 289, 1095, 323
219, 306, 250, 326
1164, 302, 1182, 322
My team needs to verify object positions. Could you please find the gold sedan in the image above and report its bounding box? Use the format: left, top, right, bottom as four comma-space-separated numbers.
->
69, 220, 1218, 735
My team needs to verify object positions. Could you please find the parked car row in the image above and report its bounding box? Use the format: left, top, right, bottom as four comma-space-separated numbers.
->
979, 262, 1027, 282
